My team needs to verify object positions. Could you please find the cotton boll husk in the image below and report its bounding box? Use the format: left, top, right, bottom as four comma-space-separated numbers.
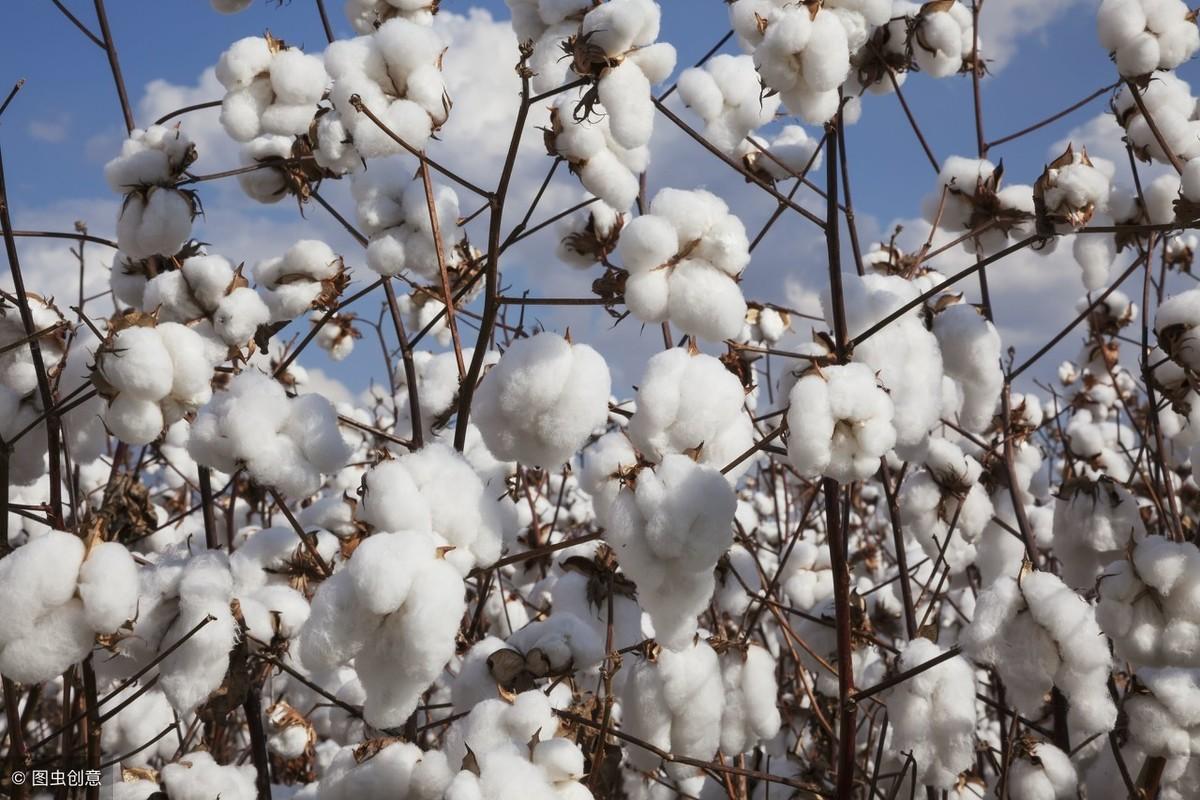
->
77, 542, 139, 633
598, 61, 654, 150
0, 599, 95, 683
105, 394, 166, 445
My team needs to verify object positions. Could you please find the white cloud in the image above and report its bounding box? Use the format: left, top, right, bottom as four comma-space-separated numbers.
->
979, 0, 1089, 71
28, 114, 69, 143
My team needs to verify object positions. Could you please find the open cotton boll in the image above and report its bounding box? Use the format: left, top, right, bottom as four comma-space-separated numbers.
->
0, 530, 85, 643
474, 332, 611, 469
116, 187, 194, 259
604, 455, 735, 648
105, 125, 194, 192
626, 348, 755, 479
620, 640, 724, 779
678, 55, 779, 153
718, 644, 782, 756
1097, 535, 1200, 667
1037, 146, 1110, 232
97, 326, 174, 401
899, 439, 993, 575
1156, 287, 1200, 371
1010, 741, 1077, 800
933, 303, 1002, 432
786, 363, 896, 482
255, 239, 345, 321
963, 570, 1117, 736
77, 542, 139, 633
1073, 229, 1116, 291
357, 444, 505, 573
217, 37, 326, 141
318, 741, 455, 800
162, 751, 258, 800
579, 431, 639, 526
1125, 667, 1200, 759
597, 61, 654, 150
0, 598, 95, 684
887, 638, 977, 789
212, 287, 270, 346
1053, 477, 1145, 589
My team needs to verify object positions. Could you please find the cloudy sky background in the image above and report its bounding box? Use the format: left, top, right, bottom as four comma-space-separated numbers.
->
2, 0, 1197, 402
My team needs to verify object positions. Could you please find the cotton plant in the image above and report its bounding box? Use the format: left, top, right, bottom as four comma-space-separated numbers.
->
615, 187, 751, 342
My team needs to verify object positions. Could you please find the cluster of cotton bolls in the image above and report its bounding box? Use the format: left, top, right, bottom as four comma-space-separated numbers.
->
886, 638, 977, 789
1113, 74, 1200, 165
92, 320, 225, 445
924, 156, 1036, 255
299, 530, 465, 729
0, 532, 137, 683
254, 239, 348, 322
899, 438, 994, 574
0, 296, 67, 483
188, 369, 351, 498
676, 54, 781, 153
1098, 0, 1200, 77
356, 443, 507, 574
625, 347, 756, 478
1097, 535, 1200, 666
963, 569, 1118, 736
473, 332, 612, 469
217, 35, 327, 142
603, 454, 735, 648
325, 18, 450, 159
616, 187, 750, 341
729, 0, 890, 123
547, 91, 650, 210
786, 362, 896, 482
353, 162, 463, 279
106, 127, 198, 260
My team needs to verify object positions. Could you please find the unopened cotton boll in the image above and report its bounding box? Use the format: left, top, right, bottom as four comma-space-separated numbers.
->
474, 332, 612, 469
787, 363, 896, 482
626, 348, 755, 479
887, 638, 977, 789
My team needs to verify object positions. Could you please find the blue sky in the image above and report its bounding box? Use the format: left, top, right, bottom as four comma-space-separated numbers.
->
1, 0, 1195, 396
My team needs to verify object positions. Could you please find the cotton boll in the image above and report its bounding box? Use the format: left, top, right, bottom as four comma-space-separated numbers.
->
216, 37, 274, 90
627, 348, 755, 479
270, 49, 328, 105
213, 287, 271, 346
719, 644, 782, 755
887, 638, 977, 789
787, 363, 896, 482
1098, 0, 1148, 51
578, 149, 640, 210
474, 332, 612, 469
933, 303, 1002, 432
666, 260, 748, 342
0, 598, 95, 685
117, 188, 194, 259
1073, 231, 1116, 291
162, 751, 258, 800
77, 542, 139, 633
598, 61, 654, 150
1010, 742, 1077, 800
